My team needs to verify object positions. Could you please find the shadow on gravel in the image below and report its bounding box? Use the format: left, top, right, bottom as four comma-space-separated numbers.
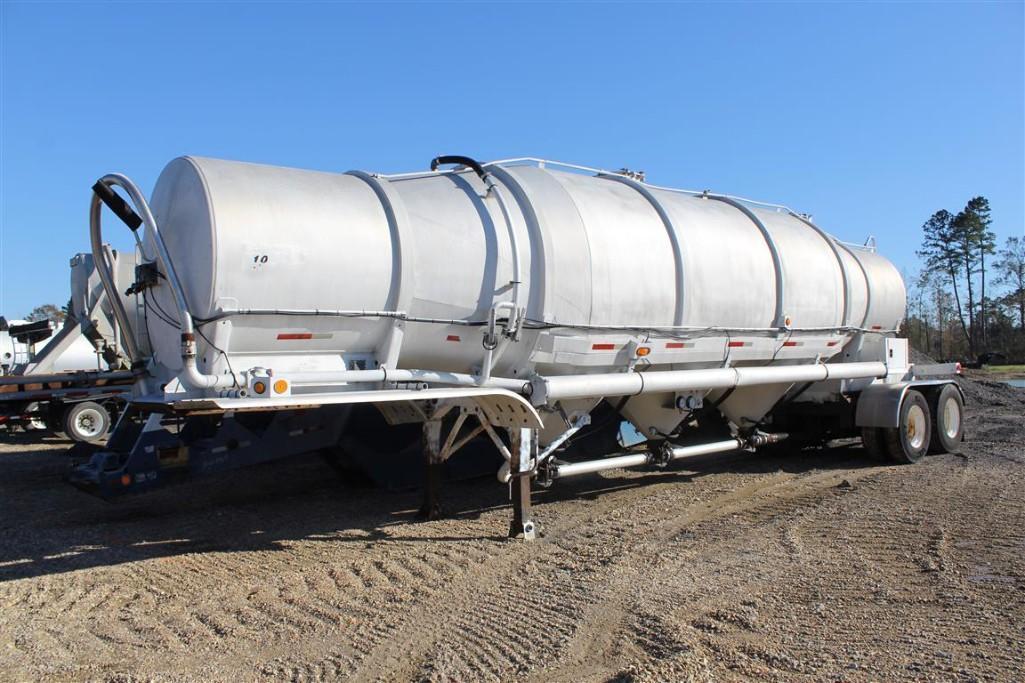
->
0, 438, 885, 581
0, 430, 71, 447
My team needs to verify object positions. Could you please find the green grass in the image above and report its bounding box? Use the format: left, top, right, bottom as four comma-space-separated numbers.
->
974, 364, 1025, 378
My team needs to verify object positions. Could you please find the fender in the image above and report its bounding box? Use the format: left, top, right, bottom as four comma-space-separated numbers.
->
855, 380, 964, 429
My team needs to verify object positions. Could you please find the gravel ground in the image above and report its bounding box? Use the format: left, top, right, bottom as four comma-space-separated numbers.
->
1, 377, 1023, 682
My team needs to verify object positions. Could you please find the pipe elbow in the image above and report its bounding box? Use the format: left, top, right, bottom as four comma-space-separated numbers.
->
179, 358, 235, 391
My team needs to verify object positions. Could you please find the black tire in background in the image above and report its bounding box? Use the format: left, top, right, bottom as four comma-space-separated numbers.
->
884, 390, 931, 464
63, 401, 111, 443
927, 384, 965, 454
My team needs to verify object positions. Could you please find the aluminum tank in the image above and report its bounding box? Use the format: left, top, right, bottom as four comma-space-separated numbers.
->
141, 157, 905, 386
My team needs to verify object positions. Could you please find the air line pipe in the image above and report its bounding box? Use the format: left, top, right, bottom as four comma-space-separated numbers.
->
288, 367, 529, 393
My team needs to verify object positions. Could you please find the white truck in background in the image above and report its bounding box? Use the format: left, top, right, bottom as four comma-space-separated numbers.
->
0, 251, 145, 441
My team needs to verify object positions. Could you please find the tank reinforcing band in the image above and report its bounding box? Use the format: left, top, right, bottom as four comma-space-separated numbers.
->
833, 240, 874, 330
482, 163, 548, 320
345, 170, 416, 368
704, 194, 786, 329
788, 212, 852, 329
428, 155, 528, 382
598, 173, 687, 327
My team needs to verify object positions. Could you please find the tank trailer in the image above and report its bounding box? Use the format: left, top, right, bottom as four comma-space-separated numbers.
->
72, 156, 963, 539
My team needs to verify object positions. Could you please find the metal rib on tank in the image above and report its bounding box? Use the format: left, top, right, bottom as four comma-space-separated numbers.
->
835, 241, 873, 329
344, 171, 415, 313
788, 212, 852, 328
345, 170, 416, 367
599, 173, 686, 326
484, 164, 546, 321
707, 195, 786, 328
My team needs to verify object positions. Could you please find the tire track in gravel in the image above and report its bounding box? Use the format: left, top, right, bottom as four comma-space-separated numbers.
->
265, 516, 621, 680
534, 462, 882, 682
0, 447, 896, 682
259, 453, 791, 679
341, 458, 881, 681
651, 455, 1025, 682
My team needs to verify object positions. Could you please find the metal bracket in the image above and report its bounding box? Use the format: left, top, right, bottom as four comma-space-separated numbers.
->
536, 413, 591, 465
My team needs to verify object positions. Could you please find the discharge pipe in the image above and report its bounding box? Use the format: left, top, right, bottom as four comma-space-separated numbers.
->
531, 361, 887, 405
551, 432, 788, 480
552, 438, 743, 479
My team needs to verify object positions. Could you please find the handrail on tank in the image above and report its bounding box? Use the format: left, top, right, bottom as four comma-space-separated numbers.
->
836, 237, 877, 253
373, 156, 820, 222
90, 174, 235, 391
487, 157, 810, 213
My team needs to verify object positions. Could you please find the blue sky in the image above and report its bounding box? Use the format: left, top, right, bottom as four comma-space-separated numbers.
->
1, 1, 1022, 318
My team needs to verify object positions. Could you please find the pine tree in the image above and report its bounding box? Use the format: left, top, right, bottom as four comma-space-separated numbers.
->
917, 210, 972, 355
995, 236, 1025, 333
963, 197, 995, 348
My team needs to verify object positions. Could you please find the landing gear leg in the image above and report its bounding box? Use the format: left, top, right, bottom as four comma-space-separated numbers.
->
508, 427, 537, 540
418, 419, 444, 520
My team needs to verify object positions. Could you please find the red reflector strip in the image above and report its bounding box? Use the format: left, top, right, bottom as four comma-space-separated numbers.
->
446, 335, 461, 342
727, 341, 747, 348
665, 342, 688, 349
827, 341, 840, 347
277, 333, 313, 340
591, 343, 616, 351
782, 341, 800, 347
871, 325, 883, 330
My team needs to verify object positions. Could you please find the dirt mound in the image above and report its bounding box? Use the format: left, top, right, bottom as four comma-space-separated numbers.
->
909, 347, 939, 365
958, 375, 1025, 408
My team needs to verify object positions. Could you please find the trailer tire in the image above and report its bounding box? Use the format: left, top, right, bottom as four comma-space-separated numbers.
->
63, 401, 110, 443
883, 390, 931, 464
927, 384, 964, 455
860, 427, 889, 461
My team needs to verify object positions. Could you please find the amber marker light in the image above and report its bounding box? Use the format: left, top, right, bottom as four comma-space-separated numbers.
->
273, 379, 289, 394
253, 381, 267, 395
636, 346, 651, 357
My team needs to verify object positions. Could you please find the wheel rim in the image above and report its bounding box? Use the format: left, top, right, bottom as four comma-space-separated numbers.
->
906, 404, 927, 450
942, 397, 961, 440
74, 408, 105, 439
